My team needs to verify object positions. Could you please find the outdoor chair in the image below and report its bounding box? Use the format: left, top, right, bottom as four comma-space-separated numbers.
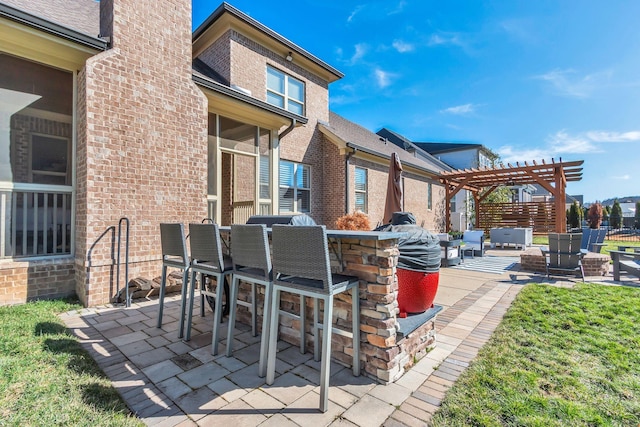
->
580, 227, 607, 254
462, 230, 485, 258
545, 233, 585, 281
185, 223, 233, 355
226, 224, 273, 377
266, 225, 361, 413
610, 250, 640, 281
157, 223, 191, 337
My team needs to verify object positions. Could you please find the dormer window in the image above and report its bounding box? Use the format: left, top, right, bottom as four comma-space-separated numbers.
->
266, 65, 304, 115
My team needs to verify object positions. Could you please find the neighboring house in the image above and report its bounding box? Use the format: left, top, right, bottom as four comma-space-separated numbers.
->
0, 0, 448, 306
377, 129, 498, 231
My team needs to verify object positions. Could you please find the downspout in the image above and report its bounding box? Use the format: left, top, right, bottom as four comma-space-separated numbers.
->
278, 118, 297, 139
344, 147, 356, 214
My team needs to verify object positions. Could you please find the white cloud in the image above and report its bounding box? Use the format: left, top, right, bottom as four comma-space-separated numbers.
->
374, 68, 394, 88
533, 68, 612, 98
428, 32, 465, 48
350, 43, 368, 64
388, 0, 407, 15
392, 40, 414, 53
347, 5, 364, 22
585, 131, 640, 142
497, 128, 639, 163
440, 103, 476, 115
611, 174, 631, 180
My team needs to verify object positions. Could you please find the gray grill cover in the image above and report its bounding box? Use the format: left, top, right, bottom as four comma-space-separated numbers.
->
376, 212, 441, 273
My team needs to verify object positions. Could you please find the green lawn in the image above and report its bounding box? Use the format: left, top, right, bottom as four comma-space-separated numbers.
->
0, 300, 143, 426
431, 283, 640, 427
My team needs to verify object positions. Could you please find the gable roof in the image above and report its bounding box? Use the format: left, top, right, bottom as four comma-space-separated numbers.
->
319, 112, 450, 176
193, 2, 343, 83
1, 0, 100, 38
377, 127, 492, 157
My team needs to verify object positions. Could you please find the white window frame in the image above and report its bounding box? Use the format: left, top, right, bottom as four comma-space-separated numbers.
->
266, 65, 305, 115
354, 167, 367, 213
279, 160, 311, 214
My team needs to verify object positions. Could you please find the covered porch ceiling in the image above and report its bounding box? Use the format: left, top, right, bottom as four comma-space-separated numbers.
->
439, 158, 584, 233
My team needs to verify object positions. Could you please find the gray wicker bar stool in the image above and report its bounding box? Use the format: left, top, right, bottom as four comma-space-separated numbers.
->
226, 224, 272, 377
185, 223, 233, 355
157, 223, 191, 338
266, 225, 360, 413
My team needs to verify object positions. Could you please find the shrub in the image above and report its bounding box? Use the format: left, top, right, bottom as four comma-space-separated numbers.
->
335, 211, 371, 231
587, 202, 603, 229
568, 201, 581, 229
610, 200, 623, 229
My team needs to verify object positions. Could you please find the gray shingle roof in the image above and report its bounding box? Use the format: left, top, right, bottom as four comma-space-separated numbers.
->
2, 0, 100, 37
322, 112, 449, 175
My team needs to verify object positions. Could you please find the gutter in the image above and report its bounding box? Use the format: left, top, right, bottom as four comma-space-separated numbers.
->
278, 118, 297, 139
193, 74, 308, 125
0, 3, 108, 50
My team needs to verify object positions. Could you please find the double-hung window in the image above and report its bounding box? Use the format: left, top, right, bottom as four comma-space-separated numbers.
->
354, 167, 367, 213
267, 65, 305, 115
279, 161, 310, 213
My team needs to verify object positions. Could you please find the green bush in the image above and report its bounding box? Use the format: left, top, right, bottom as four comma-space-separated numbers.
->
568, 201, 581, 229
610, 199, 623, 229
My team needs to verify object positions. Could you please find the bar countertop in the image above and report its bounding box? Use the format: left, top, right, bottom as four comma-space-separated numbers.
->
218, 226, 405, 241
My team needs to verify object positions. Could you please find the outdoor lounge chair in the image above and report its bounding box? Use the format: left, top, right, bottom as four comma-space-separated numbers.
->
610, 250, 640, 281
580, 227, 607, 253
545, 233, 585, 281
462, 230, 485, 257
266, 225, 360, 413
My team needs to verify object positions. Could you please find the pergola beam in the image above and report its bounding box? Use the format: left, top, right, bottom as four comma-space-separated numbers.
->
440, 158, 583, 233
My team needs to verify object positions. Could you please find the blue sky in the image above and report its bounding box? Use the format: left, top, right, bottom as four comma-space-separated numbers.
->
192, 1, 640, 204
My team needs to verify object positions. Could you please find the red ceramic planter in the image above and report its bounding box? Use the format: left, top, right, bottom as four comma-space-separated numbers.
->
396, 268, 439, 318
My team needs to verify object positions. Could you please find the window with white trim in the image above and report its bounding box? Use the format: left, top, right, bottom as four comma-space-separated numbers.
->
354, 167, 367, 213
279, 160, 310, 213
267, 65, 305, 115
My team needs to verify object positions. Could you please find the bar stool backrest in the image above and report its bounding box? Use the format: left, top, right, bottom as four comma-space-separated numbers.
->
160, 223, 188, 266
231, 224, 272, 280
188, 223, 225, 272
271, 225, 333, 293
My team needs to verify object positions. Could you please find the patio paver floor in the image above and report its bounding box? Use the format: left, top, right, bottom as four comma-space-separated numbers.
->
61, 249, 614, 426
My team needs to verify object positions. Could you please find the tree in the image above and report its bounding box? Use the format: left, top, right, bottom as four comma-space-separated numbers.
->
568, 201, 581, 229
635, 201, 640, 229
587, 202, 603, 229
610, 199, 623, 229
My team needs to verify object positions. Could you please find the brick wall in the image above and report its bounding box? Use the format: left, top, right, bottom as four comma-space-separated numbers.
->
349, 157, 446, 231
75, 0, 208, 306
0, 258, 75, 305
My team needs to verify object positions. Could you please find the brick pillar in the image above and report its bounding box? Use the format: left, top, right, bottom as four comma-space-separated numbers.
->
75, 0, 208, 306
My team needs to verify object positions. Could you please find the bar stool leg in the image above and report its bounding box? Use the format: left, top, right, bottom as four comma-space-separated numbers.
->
351, 286, 360, 376
299, 295, 306, 353
319, 294, 333, 413
313, 297, 320, 362
226, 275, 240, 356
258, 282, 273, 377
156, 265, 168, 328
251, 282, 257, 336
266, 287, 281, 385
184, 268, 197, 341
211, 273, 225, 355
